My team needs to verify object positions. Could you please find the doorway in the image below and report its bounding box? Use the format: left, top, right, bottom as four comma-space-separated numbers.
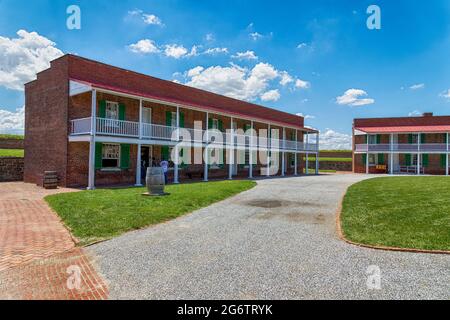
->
141, 146, 153, 178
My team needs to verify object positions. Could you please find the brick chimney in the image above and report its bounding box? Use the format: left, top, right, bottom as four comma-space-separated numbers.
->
422, 112, 433, 117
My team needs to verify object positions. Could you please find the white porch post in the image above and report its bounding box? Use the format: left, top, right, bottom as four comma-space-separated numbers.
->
390, 133, 394, 175
294, 130, 298, 176
87, 89, 97, 190
315, 132, 319, 175
417, 133, 421, 175
446, 133, 449, 176
281, 128, 286, 176
266, 124, 271, 177
305, 133, 309, 175
249, 121, 254, 178
366, 135, 369, 174
135, 99, 143, 186
204, 112, 209, 182
174, 106, 180, 184
228, 117, 234, 180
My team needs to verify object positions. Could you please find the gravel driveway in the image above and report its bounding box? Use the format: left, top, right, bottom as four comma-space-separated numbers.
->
90, 174, 450, 299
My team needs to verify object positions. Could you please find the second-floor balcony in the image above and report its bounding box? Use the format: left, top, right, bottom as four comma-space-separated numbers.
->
355, 143, 449, 153
70, 117, 319, 152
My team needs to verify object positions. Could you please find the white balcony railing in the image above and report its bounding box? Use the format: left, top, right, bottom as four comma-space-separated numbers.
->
355, 143, 448, 153
70, 117, 319, 152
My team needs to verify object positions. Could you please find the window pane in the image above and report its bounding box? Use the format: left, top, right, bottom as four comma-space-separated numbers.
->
106, 102, 119, 120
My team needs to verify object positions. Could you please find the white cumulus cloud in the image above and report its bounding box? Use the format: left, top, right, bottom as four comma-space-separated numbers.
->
232, 50, 258, 60
336, 89, 375, 106
439, 89, 450, 100
127, 10, 164, 26
319, 129, 352, 150
261, 89, 280, 102
408, 110, 422, 116
295, 79, 311, 89
203, 47, 228, 55
185, 62, 283, 101
164, 44, 188, 59
296, 113, 315, 120
410, 83, 425, 90
0, 30, 64, 91
0, 106, 25, 134
128, 39, 159, 54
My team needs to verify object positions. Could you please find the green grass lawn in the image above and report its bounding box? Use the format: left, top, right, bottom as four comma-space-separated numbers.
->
341, 177, 450, 251
0, 149, 24, 157
45, 180, 256, 246
0, 134, 24, 140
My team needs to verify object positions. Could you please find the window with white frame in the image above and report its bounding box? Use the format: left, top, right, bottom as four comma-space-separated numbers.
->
105, 102, 119, 120
171, 112, 177, 127
412, 154, 418, 166
368, 154, 377, 165
102, 144, 120, 168
368, 134, 377, 145
212, 118, 219, 130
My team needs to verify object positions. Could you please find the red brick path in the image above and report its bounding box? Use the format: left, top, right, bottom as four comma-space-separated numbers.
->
0, 182, 108, 299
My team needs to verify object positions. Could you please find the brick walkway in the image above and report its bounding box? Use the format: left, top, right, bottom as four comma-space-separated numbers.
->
0, 182, 108, 299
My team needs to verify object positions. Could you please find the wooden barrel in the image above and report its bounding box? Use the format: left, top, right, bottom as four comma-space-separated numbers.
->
146, 167, 165, 195
43, 171, 58, 189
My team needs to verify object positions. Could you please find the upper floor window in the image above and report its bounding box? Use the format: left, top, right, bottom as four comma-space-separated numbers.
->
212, 119, 219, 130
171, 112, 177, 127
106, 102, 119, 120
368, 134, 377, 144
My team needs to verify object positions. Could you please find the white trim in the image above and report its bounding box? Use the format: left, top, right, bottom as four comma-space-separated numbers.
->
70, 80, 92, 96
90, 86, 315, 133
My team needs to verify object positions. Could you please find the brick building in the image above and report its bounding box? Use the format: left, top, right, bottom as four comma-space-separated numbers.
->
353, 113, 450, 175
24, 55, 319, 189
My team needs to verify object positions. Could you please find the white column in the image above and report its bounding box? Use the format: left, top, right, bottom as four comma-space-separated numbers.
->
315, 133, 319, 175
174, 106, 180, 184
305, 133, 309, 174
228, 117, 234, 180
204, 112, 209, 182
135, 99, 143, 186
249, 121, 254, 179
281, 128, 286, 176
390, 133, 394, 175
87, 89, 97, 190
366, 135, 369, 175
417, 133, 421, 175
447, 133, 449, 176
294, 130, 298, 176
266, 124, 271, 177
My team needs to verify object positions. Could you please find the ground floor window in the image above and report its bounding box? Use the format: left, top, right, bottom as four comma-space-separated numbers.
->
102, 144, 120, 168
368, 154, 377, 165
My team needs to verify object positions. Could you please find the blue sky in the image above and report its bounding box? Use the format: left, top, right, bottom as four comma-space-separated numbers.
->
0, 0, 449, 148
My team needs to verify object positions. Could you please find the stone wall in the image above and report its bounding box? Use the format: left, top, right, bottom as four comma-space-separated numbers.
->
0, 157, 24, 182
0, 138, 24, 149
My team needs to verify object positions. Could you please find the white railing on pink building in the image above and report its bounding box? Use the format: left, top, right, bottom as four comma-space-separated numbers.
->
355, 143, 448, 153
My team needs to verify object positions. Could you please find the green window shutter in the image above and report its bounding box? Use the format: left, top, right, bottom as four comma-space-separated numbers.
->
420, 133, 426, 144
208, 118, 213, 129
444, 134, 448, 144
376, 134, 381, 144
179, 113, 185, 128
422, 154, 429, 167
405, 154, 411, 166
161, 146, 169, 161
364, 135, 368, 144
408, 134, 413, 144
379, 153, 385, 165
440, 154, 447, 168
99, 100, 106, 118
166, 111, 172, 127
120, 144, 130, 169
95, 143, 103, 169
362, 154, 367, 164
218, 119, 223, 132
118, 103, 125, 121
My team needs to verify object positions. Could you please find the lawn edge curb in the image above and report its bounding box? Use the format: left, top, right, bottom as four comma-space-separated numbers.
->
335, 185, 450, 255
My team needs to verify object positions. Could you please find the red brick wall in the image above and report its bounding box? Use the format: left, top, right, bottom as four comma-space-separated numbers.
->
24, 58, 69, 186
